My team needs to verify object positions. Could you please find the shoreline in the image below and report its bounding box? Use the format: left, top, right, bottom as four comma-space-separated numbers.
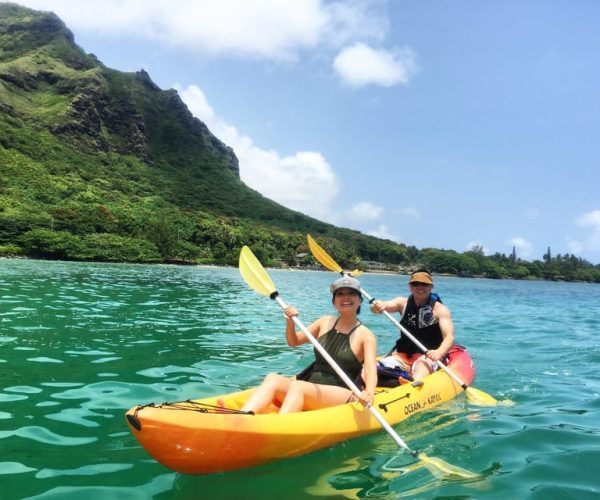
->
1, 254, 595, 284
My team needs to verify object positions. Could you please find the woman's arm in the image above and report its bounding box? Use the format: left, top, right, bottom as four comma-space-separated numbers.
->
284, 306, 323, 347
358, 327, 378, 406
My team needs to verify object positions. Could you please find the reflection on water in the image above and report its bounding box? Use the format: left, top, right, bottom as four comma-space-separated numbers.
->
1, 260, 599, 498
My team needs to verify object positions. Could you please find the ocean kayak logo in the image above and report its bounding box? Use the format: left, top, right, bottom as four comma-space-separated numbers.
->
403, 393, 442, 415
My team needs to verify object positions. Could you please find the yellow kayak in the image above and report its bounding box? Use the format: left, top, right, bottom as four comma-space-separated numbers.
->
125, 346, 474, 475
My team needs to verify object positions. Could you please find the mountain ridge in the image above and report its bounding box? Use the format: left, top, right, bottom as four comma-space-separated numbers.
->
0, 2, 407, 267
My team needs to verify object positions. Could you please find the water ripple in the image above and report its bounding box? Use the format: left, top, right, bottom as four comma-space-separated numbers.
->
35, 463, 133, 479
22, 472, 175, 499
5, 386, 42, 394
0, 426, 97, 446
0, 393, 28, 402
0, 462, 37, 475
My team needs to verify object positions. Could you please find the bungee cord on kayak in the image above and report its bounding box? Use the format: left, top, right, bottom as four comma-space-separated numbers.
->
126, 400, 252, 429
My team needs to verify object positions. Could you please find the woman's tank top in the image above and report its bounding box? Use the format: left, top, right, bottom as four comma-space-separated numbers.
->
307, 318, 363, 387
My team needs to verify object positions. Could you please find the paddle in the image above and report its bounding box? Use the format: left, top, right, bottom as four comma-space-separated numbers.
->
239, 245, 478, 479
306, 234, 507, 407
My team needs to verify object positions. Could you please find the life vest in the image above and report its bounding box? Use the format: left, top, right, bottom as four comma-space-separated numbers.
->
395, 293, 443, 357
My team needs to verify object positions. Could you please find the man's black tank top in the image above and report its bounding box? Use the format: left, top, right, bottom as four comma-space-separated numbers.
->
395, 294, 443, 357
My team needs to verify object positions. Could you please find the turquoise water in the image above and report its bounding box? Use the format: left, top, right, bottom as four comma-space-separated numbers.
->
1, 259, 599, 499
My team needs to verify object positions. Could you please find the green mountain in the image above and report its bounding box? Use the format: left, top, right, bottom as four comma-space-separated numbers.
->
0, 2, 407, 266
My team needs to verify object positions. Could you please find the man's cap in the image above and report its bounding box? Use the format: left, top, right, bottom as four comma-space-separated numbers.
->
330, 276, 361, 294
408, 270, 433, 285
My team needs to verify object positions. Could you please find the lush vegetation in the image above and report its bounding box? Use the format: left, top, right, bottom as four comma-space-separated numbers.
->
1, 3, 599, 283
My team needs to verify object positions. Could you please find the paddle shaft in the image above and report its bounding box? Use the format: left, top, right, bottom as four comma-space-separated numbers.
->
359, 288, 469, 391
272, 294, 417, 456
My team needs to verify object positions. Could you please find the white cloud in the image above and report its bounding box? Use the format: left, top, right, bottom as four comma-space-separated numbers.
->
240, 150, 339, 221
178, 84, 215, 120
505, 237, 533, 258
368, 224, 398, 242
333, 43, 419, 88
323, 1, 388, 48
177, 84, 339, 221
346, 202, 382, 223
575, 210, 600, 250
14, 0, 389, 62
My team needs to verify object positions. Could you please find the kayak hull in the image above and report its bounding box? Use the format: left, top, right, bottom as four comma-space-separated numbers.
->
126, 346, 474, 474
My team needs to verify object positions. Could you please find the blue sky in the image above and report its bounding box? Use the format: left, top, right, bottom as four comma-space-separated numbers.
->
9, 0, 600, 264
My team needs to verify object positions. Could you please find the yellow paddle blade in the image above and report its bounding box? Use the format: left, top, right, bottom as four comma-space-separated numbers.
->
466, 387, 511, 406
417, 452, 480, 480
307, 234, 343, 273
239, 246, 277, 297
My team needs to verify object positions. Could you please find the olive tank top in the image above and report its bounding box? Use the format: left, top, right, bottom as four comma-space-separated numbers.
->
306, 318, 363, 387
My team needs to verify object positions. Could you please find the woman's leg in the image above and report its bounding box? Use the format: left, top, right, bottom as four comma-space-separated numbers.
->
241, 373, 292, 414
279, 380, 352, 414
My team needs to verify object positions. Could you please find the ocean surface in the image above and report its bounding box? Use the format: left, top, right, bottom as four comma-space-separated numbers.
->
0, 259, 599, 499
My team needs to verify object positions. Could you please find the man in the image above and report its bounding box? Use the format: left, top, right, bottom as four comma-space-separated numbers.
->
370, 269, 454, 380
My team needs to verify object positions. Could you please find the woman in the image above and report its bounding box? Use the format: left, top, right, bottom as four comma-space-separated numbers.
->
241, 276, 377, 414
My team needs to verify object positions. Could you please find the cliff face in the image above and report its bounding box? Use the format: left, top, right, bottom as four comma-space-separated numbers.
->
0, 2, 239, 174
0, 1, 340, 262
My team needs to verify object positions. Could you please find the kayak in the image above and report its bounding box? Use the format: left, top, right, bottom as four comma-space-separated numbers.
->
125, 345, 475, 475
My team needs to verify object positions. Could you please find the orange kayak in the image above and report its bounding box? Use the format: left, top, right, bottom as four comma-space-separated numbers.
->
125, 346, 474, 475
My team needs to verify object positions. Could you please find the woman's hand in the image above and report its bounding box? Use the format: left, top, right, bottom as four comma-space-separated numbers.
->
284, 306, 298, 321
357, 389, 374, 407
